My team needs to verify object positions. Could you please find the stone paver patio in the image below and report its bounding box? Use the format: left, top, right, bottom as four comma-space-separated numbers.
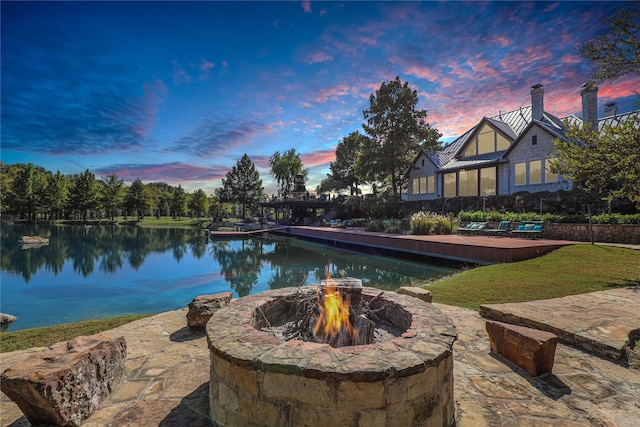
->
1, 288, 639, 426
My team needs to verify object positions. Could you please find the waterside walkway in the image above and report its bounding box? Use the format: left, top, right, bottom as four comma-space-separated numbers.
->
1, 287, 638, 426
274, 226, 575, 264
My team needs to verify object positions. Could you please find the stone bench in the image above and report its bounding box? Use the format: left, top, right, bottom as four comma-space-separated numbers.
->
1, 334, 126, 427
186, 292, 233, 330
486, 320, 557, 376
397, 286, 433, 303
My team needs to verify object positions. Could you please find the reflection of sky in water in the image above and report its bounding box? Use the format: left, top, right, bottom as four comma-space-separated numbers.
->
1, 226, 458, 331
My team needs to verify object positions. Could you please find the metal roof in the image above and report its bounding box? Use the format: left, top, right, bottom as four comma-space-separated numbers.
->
414, 98, 639, 176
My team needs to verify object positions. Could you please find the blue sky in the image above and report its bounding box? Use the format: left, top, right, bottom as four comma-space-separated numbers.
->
2, 1, 638, 195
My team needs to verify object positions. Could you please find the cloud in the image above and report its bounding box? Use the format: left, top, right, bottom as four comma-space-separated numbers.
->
301, 1, 311, 14
306, 51, 333, 64
168, 117, 270, 158
199, 59, 215, 80
1, 4, 166, 156
95, 162, 228, 184
315, 84, 357, 103
301, 149, 335, 168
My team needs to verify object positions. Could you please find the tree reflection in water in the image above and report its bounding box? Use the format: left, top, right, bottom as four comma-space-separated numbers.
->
2, 225, 457, 294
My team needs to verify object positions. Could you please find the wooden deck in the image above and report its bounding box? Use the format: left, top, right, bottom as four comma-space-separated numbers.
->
271, 226, 575, 264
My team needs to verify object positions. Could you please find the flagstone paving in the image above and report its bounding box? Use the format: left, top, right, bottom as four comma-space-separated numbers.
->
1, 289, 639, 426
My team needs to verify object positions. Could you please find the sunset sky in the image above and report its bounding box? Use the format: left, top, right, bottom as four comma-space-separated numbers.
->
2, 1, 638, 195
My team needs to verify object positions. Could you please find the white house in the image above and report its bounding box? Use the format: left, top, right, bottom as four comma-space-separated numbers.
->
406, 83, 638, 201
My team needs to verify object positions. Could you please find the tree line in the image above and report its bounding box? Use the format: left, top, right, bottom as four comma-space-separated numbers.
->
0, 163, 219, 222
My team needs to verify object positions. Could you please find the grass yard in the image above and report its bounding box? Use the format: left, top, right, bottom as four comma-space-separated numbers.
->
429, 244, 640, 310
0, 314, 152, 353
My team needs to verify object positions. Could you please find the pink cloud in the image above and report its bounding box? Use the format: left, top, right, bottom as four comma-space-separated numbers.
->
306, 51, 333, 64
200, 59, 214, 73
100, 162, 227, 184
301, 149, 335, 168
301, 1, 311, 13
560, 53, 582, 65
543, 2, 559, 12
315, 84, 355, 102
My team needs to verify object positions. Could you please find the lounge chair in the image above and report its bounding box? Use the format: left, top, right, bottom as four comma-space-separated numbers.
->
485, 221, 512, 236
511, 221, 544, 238
457, 221, 488, 234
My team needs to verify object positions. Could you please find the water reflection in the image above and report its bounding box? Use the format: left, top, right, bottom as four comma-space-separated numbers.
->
1, 224, 458, 330
1, 224, 208, 281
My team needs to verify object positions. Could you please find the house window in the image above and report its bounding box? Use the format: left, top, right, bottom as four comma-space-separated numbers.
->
464, 124, 511, 158
530, 160, 541, 184
412, 178, 419, 195
427, 175, 435, 193
532, 135, 538, 145
545, 159, 558, 182
515, 163, 526, 185
444, 173, 457, 198
480, 167, 497, 196
477, 128, 494, 155
419, 176, 427, 194
464, 141, 477, 157
497, 133, 510, 151
421, 159, 425, 167
459, 170, 478, 197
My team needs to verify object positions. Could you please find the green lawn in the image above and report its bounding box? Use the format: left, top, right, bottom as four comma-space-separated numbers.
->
112, 216, 211, 229
429, 244, 640, 310
0, 315, 151, 353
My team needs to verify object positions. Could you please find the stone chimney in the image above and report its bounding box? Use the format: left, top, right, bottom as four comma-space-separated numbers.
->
530, 83, 544, 121
581, 82, 598, 130
604, 101, 618, 117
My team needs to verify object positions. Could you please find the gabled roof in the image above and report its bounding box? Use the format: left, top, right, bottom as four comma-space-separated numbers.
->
410, 93, 639, 178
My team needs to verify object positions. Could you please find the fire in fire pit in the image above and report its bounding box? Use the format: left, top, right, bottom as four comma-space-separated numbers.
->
272, 278, 376, 347
207, 281, 458, 426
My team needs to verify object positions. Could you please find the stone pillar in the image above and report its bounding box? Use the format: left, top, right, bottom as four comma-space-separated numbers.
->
581, 81, 599, 131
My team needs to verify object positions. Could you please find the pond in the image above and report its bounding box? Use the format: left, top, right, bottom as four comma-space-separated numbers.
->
0, 224, 458, 331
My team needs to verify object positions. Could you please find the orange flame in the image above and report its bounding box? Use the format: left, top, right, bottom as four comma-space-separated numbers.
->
313, 280, 358, 342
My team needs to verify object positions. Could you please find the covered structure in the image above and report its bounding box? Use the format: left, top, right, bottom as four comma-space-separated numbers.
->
259, 198, 334, 225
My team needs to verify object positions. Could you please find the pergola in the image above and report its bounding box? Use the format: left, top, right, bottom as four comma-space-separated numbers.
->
259, 198, 335, 225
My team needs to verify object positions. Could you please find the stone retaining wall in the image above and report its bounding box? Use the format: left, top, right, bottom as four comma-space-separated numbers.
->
543, 223, 640, 244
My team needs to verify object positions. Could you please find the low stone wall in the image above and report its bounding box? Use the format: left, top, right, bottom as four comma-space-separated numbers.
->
544, 223, 640, 244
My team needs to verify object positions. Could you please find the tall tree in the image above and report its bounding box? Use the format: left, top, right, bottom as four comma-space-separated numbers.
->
125, 178, 152, 221
220, 154, 263, 218
361, 76, 441, 196
269, 149, 307, 198
328, 131, 366, 195
188, 188, 209, 219
170, 185, 187, 220
69, 169, 99, 221
578, 2, 640, 82
100, 173, 124, 221
552, 114, 640, 205
11, 163, 46, 220
46, 171, 70, 220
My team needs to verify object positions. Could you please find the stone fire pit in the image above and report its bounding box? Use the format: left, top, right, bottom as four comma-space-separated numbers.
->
207, 286, 458, 427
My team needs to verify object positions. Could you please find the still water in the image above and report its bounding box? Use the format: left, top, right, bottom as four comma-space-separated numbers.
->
1, 224, 457, 331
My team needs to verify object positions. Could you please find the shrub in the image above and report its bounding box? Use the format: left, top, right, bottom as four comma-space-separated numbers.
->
364, 220, 385, 232
410, 211, 454, 235
456, 210, 640, 224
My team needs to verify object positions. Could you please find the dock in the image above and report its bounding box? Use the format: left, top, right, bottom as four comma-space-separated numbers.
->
267, 226, 575, 264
